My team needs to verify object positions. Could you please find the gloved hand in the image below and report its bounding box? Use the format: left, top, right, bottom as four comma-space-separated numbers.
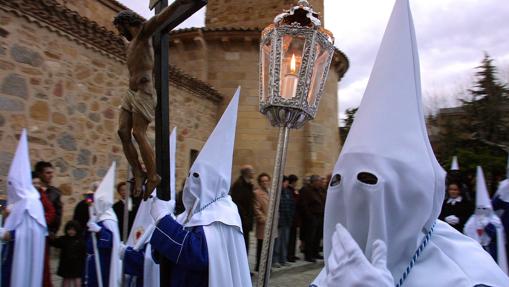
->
0, 228, 9, 241
445, 215, 460, 225
119, 243, 128, 260
326, 224, 394, 287
151, 198, 176, 223
87, 220, 101, 233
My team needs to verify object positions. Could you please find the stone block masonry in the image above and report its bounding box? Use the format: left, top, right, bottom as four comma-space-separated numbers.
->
0, 6, 219, 230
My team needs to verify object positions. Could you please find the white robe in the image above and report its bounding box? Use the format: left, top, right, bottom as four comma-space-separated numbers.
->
464, 214, 509, 275
204, 222, 252, 287
407, 221, 508, 286
142, 242, 159, 287
179, 198, 252, 287
101, 218, 122, 287
8, 211, 46, 287
312, 221, 509, 287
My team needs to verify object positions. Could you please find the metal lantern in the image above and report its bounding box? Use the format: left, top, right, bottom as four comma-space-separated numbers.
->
259, 0, 335, 129
257, 1, 335, 286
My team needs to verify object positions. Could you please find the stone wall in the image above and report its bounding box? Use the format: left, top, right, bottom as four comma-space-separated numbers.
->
55, 0, 126, 32
205, 0, 324, 29
0, 9, 218, 230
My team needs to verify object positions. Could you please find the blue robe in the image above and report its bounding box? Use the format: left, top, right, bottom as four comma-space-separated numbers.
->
492, 195, 509, 260
484, 223, 498, 260
150, 215, 209, 287
123, 246, 145, 287
493, 196, 509, 239
84, 222, 113, 287
1, 230, 15, 287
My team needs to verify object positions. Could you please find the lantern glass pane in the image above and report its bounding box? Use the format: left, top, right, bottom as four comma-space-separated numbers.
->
279, 35, 305, 100
261, 38, 272, 104
307, 41, 331, 107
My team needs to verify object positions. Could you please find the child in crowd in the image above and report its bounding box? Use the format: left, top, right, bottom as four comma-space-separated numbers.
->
50, 220, 86, 287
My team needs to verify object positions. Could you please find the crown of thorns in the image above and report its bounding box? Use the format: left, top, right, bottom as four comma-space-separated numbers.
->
113, 10, 144, 26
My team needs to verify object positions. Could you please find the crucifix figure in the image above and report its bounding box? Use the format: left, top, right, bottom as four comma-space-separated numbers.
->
113, 0, 199, 199
114, 1, 207, 284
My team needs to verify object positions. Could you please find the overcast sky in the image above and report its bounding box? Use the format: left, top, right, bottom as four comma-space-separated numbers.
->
119, 0, 509, 124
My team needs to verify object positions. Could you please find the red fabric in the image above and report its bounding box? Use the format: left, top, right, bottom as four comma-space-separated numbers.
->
39, 188, 56, 226
43, 241, 52, 287
39, 188, 55, 287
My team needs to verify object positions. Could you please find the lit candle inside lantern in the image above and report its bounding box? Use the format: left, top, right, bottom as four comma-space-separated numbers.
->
281, 54, 299, 99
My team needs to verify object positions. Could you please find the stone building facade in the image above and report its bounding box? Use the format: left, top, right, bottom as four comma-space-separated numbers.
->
0, 0, 348, 228
0, 0, 221, 222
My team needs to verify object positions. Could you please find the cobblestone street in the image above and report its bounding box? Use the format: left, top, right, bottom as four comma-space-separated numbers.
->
268, 267, 321, 286
251, 264, 322, 286
50, 232, 323, 286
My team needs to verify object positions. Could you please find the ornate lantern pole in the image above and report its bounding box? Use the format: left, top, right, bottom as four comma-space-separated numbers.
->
257, 1, 335, 286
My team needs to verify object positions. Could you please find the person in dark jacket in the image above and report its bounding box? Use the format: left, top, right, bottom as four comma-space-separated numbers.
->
33, 173, 56, 287
439, 182, 474, 232
273, 176, 295, 267
50, 220, 86, 287
35, 161, 63, 235
73, 182, 100, 236
112, 182, 140, 238
300, 175, 324, 262
286, 174, 300, 262
230, 164, 255, 254
73, 198, 90, 236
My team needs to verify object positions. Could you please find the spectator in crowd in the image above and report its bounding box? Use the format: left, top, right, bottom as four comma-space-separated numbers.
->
73, 182, 100, 234
318, 174, 331, 252
298, 176, 311, 255
32, 172, 56, 287
273, 176, 295, 267
254, 172, 271, 272
300, 175, 324, 262
113, 181, 140, 237
50, 220, 86, 287
35, 161, 63, 235
286, 174, 300, 262
230, 164, 255, 254
438, 182, 474, 232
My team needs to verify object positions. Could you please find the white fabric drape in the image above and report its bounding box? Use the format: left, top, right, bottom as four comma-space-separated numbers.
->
9, 213, 46, 287
203, 222, 251, 287
101, 219, 122, 287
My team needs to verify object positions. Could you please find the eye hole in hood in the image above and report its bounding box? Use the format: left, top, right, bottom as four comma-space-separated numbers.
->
357, 172, 378, 185
330, 174, 342, 187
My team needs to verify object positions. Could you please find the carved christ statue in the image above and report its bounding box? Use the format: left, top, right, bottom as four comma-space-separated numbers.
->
113, 4, 182, 199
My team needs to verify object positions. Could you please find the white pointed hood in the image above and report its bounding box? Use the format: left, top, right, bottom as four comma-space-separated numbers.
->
93, 162, 118, 222
314, 1, 508, 286
181, 87, 242, 229
451, 156, 459, 171
179, 87, 251, 286
475, 166, 492, 210
464, 165, 509, 275
322, 0, 445, 280
4, 129, 46, 230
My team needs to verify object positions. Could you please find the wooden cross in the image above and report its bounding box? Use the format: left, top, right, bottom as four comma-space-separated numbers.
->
151, 0, 206, 201
150, 0, 207, 285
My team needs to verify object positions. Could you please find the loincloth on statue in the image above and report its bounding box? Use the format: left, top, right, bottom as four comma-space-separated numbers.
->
120, 86, 157, 122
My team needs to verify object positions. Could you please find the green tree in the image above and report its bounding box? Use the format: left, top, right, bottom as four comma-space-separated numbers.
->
437, 54, 509, 193
461, 54, 509, 144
